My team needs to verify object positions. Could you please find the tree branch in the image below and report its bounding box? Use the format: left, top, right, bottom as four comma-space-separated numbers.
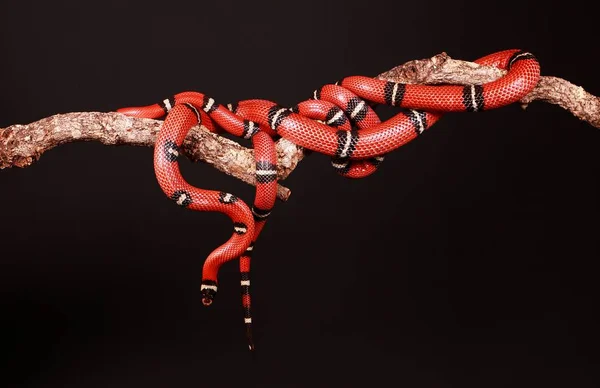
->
377, 52, 600, 128
0, 113, 302, 201
1, 52, 598, 201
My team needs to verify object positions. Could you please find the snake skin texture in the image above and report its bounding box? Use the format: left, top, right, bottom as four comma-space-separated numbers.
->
117, 49, 540, 350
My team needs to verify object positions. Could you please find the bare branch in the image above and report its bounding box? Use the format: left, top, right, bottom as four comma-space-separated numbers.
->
519, 76, 600, 128
1, 52, 598, 202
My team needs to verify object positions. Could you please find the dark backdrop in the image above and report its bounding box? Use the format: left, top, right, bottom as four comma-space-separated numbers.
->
1, 1, 599, 387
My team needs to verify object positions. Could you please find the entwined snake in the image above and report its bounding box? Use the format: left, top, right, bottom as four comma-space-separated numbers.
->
117, 49, 540, 350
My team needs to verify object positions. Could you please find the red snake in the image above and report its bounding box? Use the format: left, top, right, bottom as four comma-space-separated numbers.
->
117, 49, 540, 350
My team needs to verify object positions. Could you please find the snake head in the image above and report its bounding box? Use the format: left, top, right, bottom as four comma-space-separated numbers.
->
200, 281, 218, 306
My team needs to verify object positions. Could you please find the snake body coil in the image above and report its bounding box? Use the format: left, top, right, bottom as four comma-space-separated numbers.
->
117, 49, 540, 349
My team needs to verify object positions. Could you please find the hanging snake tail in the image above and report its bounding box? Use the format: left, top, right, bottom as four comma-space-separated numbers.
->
237, 130, 278, 351
117, 94, 262, 306
119, 94, 278, 347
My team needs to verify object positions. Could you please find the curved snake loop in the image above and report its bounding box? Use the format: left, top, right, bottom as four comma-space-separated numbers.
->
117, 49, 540, 350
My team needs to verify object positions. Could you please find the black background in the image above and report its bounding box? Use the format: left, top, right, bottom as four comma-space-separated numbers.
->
1, 0, 599, 387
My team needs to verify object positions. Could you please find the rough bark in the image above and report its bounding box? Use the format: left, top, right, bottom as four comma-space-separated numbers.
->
1, 52, 598, 201
0, 113, 300, 201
